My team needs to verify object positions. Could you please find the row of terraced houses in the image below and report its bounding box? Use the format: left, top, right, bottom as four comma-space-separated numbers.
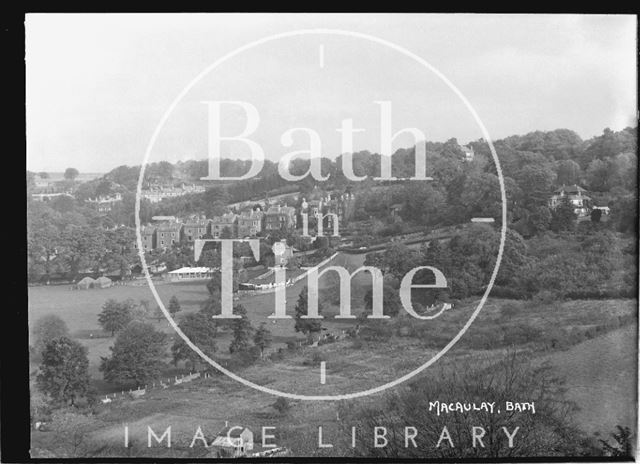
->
140, 192, 356, 251
140, 207, 298, 251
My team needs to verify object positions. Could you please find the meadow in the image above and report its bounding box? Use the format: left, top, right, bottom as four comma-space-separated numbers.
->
28, 252, 638, 456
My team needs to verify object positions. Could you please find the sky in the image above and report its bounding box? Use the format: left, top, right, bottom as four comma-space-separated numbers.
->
26, 14, 637, 173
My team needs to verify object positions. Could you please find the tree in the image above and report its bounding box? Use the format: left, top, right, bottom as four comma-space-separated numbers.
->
556, 159, 582, 185
38, 171, 49, 179
168, 295, 182, 316
48, 410, 96, 457
171, 312, 218, 369
98, 299, 134, 336
272, 397, 291, 415
50, 195, 75, 214
59, 225, 105, 276
31, 314, 70, 356
100, 321, 167, 386
129, 300, 150, 321
100, 227, 137, 277
27, 205, 62, 278
200, 287, 222, 320
338, 352, 586, 458
586, 159, 611, 191
364, 283, 402, 317
64, 167, 79, 181
229, 304, 253, 354
294, 286, 322, 338
220, 226, 233, 239
549, 196, 577, 232
253, 323, 273, 358
590, 208, 602, 223
36, 337, 90, 406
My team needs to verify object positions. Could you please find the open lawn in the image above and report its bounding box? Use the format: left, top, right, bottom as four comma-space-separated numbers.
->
28, 252, 637, 397
539, 325, 637, 436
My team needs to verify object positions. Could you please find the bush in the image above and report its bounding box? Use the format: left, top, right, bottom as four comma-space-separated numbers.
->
359, 321, 393, 342
272, 397, 291, 415
532, 290, 557, 305
286, 340, 300, 351
269, 348, 285, 362
490, 285, 532, 299
302, 350, 325, 367
502, 323, 544, 346
499, 304, 521, 318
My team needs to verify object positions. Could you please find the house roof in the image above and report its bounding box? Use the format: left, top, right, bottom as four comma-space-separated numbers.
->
156, 222, 183, 232
554, 184, 587, 195
168, 267, 215, 274
239, 210, 264, 220
210, 213, 237, 223
266, 205, 295, 215
183, 220, 208, 228
215, 426, 251, 439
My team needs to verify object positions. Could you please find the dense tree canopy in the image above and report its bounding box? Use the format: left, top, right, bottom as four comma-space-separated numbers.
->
100, 321, 167, 386
37, 337, 91, 406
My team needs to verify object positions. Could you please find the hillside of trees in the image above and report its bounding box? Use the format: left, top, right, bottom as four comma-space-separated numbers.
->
27, 126, 637, 289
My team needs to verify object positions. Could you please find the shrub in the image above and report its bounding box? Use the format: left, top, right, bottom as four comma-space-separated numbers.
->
302, 350, 325, 367
532, 290, 558, 306
499, 304, 521, 318
490, 285, 532, 299
359, 321, 393, 342
272, 397, 291, 415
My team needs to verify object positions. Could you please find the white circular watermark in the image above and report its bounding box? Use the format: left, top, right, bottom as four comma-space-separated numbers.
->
135, 29, 507, 401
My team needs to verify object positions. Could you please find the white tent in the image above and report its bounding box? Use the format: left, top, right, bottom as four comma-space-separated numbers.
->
166, 267, 215, 282
76, 276, 95, 290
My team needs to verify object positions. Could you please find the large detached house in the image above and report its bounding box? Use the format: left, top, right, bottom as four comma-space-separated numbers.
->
237, 210, 264, 237
182, 218, 209, 242
549, 184, 592, 217
156, 222, 183, 248
264, 205, 297, 231
140, 226, 156, 251
209, 213, 238, 238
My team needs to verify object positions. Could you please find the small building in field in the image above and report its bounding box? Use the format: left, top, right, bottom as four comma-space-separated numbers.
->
209, 425, 254, 458
165, 267, 216, 282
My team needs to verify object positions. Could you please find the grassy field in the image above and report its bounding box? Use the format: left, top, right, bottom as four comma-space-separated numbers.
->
30, 320, 638, 458
539, 325, 637, 437
28, 253, 637, 395
28, 252, 638, 456
27, 252, 360, 392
